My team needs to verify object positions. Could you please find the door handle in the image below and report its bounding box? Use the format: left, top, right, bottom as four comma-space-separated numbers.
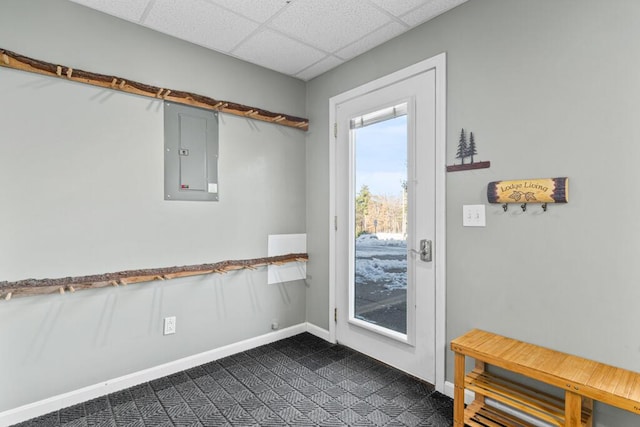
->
409, 239, 432, 262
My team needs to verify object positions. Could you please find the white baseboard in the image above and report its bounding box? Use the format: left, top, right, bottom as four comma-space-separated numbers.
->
443, 380, 475, 404
305, 322, 331, 341
443, 381, 551, 427
1, 323, 323, 427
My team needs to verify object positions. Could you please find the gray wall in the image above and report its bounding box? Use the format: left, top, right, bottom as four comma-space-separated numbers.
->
0, 0, 306, 411
305, 0, 640, 425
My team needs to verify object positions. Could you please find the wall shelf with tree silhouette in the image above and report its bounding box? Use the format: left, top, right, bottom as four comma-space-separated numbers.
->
447, 128, 491, 172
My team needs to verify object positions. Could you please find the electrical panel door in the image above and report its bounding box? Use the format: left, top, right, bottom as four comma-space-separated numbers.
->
164, 102, 219, 201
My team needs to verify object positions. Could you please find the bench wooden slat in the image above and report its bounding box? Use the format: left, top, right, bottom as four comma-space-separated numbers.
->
611, 369, 635, 398
626, 375, 640, 402
589, 365, 617, 385
554, 357, 600, 385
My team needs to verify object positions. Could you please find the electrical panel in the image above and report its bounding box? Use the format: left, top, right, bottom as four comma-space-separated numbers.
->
164, 102, 219, 201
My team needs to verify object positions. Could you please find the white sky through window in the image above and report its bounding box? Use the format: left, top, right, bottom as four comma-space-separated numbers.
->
354, 114, 407, 197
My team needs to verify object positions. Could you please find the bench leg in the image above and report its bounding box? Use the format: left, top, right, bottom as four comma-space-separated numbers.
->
565, 391, 582, 427
454, 352, 465, 427
583, 397, 593, 427
474, 359, 486, 405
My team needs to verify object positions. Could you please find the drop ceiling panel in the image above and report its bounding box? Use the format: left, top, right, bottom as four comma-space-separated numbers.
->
295, 56, 344, 81
70, 0, 150, 21
144, 0, 260, 52
400, 0, 467, 26
335, 21, 407, 60
205, 0, 287, 23
234, 29, 327, 75
368, 0, 434, 17
269, 0, 391, 53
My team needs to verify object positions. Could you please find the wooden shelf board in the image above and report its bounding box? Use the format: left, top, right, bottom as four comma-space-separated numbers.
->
446, 161, 491, 172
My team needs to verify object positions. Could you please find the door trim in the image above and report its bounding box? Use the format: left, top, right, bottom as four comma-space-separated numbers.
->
328, 52, 447, 393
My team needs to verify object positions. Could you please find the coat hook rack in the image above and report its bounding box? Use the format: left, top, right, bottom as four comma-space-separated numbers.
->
488, 177, 569, 213
0, 253, 309, 301
0, 47, 310, 131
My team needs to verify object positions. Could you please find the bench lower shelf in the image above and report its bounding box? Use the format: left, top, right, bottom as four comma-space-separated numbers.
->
465, 400, 539, 427
464, 370, 592, 427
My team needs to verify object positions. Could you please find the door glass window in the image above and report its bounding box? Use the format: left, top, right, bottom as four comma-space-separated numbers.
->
352, 103, 408, 334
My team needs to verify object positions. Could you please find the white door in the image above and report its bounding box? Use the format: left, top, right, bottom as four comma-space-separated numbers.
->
330, 57, 445, 385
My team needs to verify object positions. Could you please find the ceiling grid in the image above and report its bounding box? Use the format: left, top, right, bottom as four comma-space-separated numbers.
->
69, 0, 467, 80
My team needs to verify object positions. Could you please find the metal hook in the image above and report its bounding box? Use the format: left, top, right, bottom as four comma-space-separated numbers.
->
502, 203, 508, 212
542, 203, 547, 212
521, 203, 527, 212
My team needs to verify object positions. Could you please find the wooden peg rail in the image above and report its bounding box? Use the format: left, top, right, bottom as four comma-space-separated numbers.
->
0, 48, 309, 131
0, 253, 308, 301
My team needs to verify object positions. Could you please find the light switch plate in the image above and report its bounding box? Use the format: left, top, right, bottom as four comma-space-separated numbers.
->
463, 204, 486, 227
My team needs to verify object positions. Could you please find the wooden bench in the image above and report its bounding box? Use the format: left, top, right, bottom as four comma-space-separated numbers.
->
451, 329, 640, 426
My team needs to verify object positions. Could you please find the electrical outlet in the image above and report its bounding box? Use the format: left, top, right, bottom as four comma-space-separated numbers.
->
164, 316, 176, 335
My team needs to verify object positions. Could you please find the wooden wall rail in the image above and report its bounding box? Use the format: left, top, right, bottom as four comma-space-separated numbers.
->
0, 48, 309, 131
0, 253, 308, 301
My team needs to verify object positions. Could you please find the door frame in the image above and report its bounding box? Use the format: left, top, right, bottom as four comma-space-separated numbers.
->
328, 52, 447, 393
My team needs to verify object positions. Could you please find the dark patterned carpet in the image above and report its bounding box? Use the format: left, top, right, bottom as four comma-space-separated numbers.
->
14, 333, 453, 426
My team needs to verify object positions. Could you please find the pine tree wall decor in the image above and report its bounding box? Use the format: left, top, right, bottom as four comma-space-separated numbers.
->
456, 128, 468, 165
447, 128, 491, 172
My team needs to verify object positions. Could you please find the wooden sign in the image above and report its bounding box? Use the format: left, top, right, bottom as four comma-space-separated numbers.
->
487, 177, 568, 204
